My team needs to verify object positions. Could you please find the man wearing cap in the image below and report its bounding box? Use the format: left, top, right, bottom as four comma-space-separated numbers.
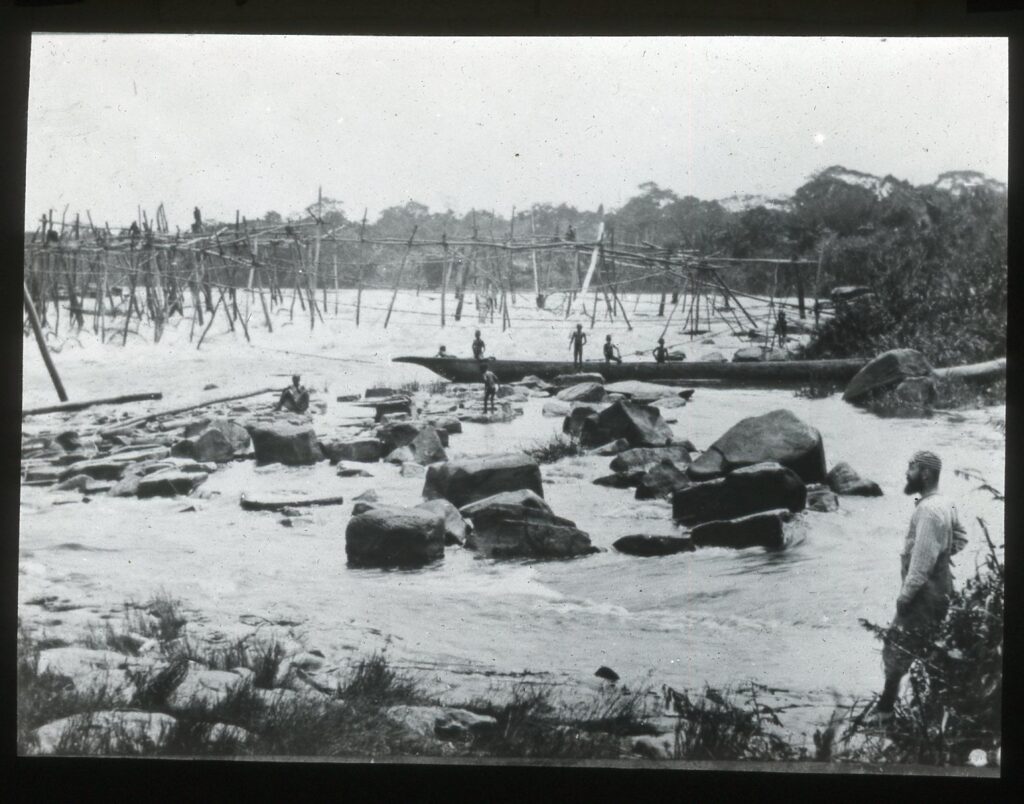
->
875, 450, 968, 721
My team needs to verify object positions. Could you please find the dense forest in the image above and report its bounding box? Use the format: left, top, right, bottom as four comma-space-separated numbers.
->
252, 165, 1006, 365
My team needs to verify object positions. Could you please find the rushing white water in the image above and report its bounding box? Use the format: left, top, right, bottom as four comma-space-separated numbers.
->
19, 290, 1005, 741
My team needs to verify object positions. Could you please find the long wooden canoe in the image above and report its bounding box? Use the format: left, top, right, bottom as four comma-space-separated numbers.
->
393, 355, 869, 386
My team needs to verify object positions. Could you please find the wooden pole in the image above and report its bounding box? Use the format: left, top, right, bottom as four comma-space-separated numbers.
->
24, 392, 162, 417
23, 280, 69, 402
384, 225, 418, 329
440, 239, 450, 327
333, 254, 339, 315
356, 265, 363, 327
100, 387, 278, 435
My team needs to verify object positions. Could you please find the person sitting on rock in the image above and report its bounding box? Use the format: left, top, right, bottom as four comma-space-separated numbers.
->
275, 374, 310, 413
481, 363, 499, 414
653, 338, 669, 364
472, 330, 486, 360
603, 334, 622, 364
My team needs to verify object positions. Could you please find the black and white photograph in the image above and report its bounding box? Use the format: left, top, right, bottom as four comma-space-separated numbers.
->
16, 33, 1006, 774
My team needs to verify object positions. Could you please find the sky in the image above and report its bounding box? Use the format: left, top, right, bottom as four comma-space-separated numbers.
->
24, 35, 1008, 230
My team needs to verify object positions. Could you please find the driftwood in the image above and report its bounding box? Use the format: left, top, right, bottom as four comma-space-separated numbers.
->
99, 386, 278, 435
240, 494, 346, 512
23, 392, 163, 417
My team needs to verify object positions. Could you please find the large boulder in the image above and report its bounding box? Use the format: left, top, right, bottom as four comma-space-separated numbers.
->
690, 509, 794, 550
172, 419, 251, 463
556, 382, 606, 403
672, 462, 806, 526
613, 534, 695, 557
580, 400, 674, 448
461, 491, 595, 560
826, 462, 883, 496
562, 405, 602, 439
842, 348, 934, 404
634, 460, 692, 500
542, 399, 573, 418
404, 428, 447, 465
610, 444, 695, 474
321, 438, 384, 464
415, 498, 470, 546
246, 423, 324, 466
688, 409, 826, 483
423, 454, 543, 508
345, 505, 445, 567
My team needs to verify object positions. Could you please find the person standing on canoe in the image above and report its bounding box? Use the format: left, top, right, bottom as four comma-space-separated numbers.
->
481, 363, 499, 414
603, 334, 622, 364
873, 450, 968, 725
569, 324, 588, 368
472, 330, 486, 361
653, 338, 669, 364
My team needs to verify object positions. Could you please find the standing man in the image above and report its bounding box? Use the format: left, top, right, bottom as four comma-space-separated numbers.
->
481, 363, 499, 414
874, 450, 968, 722
569, 324, 588, 368
653, 338, 669, 364
603, 334, 622, 365
472, 330, 486, 361
774, 311, 789, 344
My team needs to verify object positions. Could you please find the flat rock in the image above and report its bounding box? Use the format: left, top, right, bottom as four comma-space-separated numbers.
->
603, 381, 683, 401
322, 438, 384, 464
613, 534, 695, 557
592, 472, 645, 489
552, 372, 604, 387
555, 382, 606, 403
423, 453, 544, 508
690, 509, 794, 550
610, 445, 695, 474
30, 710, 178, 756
826, 462, 883, 496
166, 662, 246, 712
240, 493, 345, 512
385, 705, 498, 740
345, 505, 445, 567
590, 438, 631, 456
247, 423, 324, 466
136, 471, 208, 498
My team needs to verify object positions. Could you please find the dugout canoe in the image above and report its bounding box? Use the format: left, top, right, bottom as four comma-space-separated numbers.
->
393, 356, 869, 386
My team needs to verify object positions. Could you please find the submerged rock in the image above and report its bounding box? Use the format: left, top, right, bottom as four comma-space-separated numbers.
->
136, 470, 208, 498
688, 409, 826, 484
672, 462, 806, 526
590, 438, 631, 456
423, 454, 544, 508
322, 438, 384, 464
552, 372, 604, 388
345, 505, 445, 567
806, 486, 840, 512
592, 472, 645, 489
603, 381, 684, 402
613, 534, 695, 557
690, 509, 794, 550
610, 444, 695, 474
826, 462, 884, 496
460, 489, 596, 559
634, 460, 692, 500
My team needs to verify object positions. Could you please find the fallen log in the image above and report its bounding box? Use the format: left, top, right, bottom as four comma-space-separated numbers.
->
934, 358, 1006, 384
240, 493, 346, 512
99, 387, 278, 435
22, 392, 163, 417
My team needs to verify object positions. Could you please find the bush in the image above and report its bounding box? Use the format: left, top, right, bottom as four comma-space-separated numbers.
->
524, 434, 582, 464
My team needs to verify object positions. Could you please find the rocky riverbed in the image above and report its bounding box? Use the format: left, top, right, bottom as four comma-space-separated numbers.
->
19, 291, 1006, 753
